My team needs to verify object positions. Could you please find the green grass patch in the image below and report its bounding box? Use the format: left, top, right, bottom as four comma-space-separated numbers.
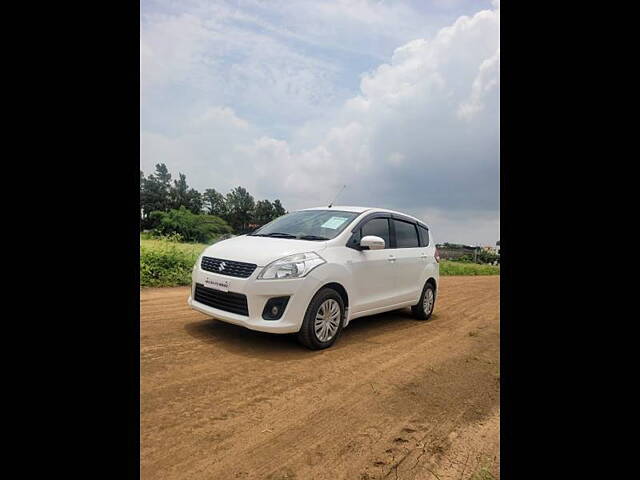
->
469, 467, 496, 480
439, 260, 500, 276
140, 237, 209, 287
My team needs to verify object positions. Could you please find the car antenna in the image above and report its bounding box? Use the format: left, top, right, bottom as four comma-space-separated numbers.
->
328, 184, 347, 208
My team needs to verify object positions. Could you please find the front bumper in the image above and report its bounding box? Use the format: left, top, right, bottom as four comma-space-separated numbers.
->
188, 264, 322, 334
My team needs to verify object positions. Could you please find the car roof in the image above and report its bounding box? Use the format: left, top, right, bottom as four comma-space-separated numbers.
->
299, 206, 428, 227
300, 205, 371, 213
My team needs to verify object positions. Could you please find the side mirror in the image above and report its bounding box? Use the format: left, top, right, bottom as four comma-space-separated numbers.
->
360, 235, 385, 250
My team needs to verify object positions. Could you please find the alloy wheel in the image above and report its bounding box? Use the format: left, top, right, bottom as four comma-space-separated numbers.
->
423, 288, 434, 315
314, 299, 341, 342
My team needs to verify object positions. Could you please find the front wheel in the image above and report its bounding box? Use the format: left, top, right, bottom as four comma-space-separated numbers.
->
297, 288, 345, 350
411, 282, 436, 320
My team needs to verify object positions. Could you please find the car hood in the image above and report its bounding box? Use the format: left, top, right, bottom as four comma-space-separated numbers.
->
201, 235, 328, 267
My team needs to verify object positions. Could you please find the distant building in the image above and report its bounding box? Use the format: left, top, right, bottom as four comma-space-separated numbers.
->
435, 243, 477, 260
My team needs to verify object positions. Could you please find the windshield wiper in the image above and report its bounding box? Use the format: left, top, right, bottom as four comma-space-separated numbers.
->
298, 235, 329, 241
250, 232, 297, 238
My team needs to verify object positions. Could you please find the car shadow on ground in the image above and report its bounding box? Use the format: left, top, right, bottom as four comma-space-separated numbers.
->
183, 308, 438, 361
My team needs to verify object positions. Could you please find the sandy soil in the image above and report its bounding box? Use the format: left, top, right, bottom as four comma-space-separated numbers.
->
141, 276, 500, 479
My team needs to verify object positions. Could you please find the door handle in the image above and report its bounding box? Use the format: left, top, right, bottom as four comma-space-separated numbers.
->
387, 255, 396, 262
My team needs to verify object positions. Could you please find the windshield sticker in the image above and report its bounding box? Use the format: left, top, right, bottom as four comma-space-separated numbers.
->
321, 216, 349, 229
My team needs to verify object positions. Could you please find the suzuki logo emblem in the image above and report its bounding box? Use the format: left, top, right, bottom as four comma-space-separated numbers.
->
219, 262, 226, 271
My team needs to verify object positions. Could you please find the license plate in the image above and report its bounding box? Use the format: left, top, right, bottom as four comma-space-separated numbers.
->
203, 277, 230, 292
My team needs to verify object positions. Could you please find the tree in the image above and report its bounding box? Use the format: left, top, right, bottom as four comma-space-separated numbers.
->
155, 163, 172, 188
140, 163, 173, 228
140, 164, 287, 234
150, 207, 233, 243
225, 186, 255, 232
170, 173, 189, 209
272, 199, 286, 217
203, 188, 227, 217
253, 199, 274, 225
185, 188, 203, 214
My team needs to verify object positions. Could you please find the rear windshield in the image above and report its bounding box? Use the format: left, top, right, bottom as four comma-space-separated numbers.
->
250, 210, 359, 240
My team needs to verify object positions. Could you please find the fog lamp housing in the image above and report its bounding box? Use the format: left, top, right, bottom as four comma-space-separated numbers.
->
262, 296, 290, 320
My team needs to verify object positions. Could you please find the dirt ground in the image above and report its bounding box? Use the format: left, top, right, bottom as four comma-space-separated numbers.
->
141, 276, 500, 480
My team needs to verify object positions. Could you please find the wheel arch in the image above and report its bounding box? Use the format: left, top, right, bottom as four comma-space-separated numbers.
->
319, 282, 349, 310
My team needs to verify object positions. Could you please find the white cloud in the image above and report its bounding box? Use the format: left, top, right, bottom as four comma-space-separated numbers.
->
458, 48, 500, 120
140, 13, 209, 96
191, 106, 249, 130
140, 3, 349, 131
387, 152, 405, 166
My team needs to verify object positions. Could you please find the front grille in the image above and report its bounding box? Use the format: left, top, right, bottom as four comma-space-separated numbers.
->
200, 256, 257, 278
194, 283, 249, 316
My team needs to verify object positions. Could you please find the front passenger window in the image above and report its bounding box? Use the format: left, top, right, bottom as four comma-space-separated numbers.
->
361, 218, 390, 249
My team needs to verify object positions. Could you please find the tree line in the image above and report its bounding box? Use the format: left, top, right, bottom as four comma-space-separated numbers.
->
140, 163, 287, 236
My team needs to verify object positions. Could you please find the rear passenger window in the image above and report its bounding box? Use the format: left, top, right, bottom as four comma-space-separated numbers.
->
418, 225, 429, 246
393, 220, 420, 248
361, 218, 390, 249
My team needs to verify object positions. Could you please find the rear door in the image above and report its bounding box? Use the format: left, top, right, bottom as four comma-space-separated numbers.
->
390, 219, 425, 303
348, 217, 399, 313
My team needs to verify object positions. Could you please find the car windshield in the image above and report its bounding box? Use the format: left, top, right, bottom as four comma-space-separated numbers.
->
249, 210, 360, 240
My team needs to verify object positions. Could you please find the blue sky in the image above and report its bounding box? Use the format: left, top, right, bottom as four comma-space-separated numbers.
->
141, 0, 500, 245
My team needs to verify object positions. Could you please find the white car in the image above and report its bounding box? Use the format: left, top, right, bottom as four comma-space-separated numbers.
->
188, 206, 439, 350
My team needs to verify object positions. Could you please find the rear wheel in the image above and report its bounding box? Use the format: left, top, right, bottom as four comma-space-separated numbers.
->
298, 288, 345, 350
411, 282, 436, 320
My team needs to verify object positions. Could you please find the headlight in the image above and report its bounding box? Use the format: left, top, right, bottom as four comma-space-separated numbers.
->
258, 252, 326, 280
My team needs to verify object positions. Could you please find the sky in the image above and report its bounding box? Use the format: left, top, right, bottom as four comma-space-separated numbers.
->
140, 0, 500, 246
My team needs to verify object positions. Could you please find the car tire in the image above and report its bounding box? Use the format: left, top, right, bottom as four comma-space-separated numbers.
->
411, 282, 436, 320
298, 288, 345, 350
